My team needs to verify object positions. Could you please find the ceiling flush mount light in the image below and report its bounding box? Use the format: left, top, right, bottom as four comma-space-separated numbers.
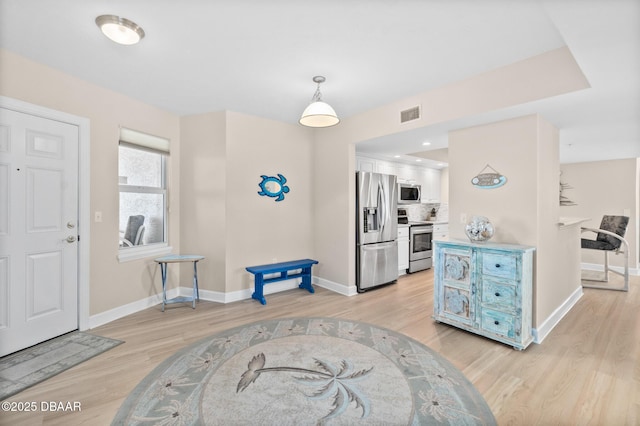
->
299, 76, 340, 128
96, 15, 145, 45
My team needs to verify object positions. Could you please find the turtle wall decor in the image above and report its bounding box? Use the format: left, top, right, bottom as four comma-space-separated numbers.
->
257, 174, 290, 202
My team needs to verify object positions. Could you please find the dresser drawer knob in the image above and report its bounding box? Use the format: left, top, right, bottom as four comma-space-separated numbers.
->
495, 264, 501, 268
494, 320, 500, 325
495, 292, 501, 297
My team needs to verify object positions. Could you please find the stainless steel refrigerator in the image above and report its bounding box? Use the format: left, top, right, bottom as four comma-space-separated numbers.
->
356, 171, 398, 292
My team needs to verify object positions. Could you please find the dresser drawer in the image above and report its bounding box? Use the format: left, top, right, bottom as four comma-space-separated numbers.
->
482, 253, 517, 280
480, 308, 516, 339
481, 279, 517, 309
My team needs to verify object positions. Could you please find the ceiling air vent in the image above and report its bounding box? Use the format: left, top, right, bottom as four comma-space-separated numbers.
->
400, 106, 421, 123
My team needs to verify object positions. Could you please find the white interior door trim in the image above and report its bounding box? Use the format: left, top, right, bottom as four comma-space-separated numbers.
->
0, 95, 90, 331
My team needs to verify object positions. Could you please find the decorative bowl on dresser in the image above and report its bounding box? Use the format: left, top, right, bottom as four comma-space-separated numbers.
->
432, 239, 535, 350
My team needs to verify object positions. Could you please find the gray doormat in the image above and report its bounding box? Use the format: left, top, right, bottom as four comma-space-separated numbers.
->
0, 331, 123, 401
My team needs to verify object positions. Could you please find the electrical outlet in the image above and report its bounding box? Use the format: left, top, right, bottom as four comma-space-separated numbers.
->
460, 213, 467, 224
94, 211, 102, 222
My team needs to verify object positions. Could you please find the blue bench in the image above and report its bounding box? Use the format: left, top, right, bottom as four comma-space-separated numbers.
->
246, 259, 318, 305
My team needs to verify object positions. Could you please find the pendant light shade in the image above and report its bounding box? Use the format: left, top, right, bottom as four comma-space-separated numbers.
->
96, 15, 145, 45
299, 76, 340, 128
300, 101, 340, 128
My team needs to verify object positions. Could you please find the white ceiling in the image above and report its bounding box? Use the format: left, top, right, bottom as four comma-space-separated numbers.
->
1, 0, 638, 166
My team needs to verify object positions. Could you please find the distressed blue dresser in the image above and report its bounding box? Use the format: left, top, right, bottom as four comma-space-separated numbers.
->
433, 239, 535, 350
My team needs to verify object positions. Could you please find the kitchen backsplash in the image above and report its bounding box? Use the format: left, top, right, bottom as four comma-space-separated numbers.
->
405, 203, 449, 222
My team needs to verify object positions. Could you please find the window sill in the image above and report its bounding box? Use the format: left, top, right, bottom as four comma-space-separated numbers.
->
117, 244, 173, 263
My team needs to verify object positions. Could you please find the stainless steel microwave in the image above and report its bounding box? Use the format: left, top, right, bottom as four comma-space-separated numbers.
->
398, 183, 421, 204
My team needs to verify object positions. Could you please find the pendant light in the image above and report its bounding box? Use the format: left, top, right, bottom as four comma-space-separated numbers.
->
96, 15, 145, 45
299, 76, 340, 128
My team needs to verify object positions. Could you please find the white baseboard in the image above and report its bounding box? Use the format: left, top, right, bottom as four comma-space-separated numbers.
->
88, 275, 354, 329
197, 279, 302, 304
532, 285, 583, 344
581, 262, 639, 276
196, 276, 356, 302
195, 276, 356, 302
88, 288, 180, 329
314, 276, 358, 296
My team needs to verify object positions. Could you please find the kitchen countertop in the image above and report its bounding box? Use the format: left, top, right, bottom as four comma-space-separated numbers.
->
558, 217, 590, 227
407, 220, 449, 225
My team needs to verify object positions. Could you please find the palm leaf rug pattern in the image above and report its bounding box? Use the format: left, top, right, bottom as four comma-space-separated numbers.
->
237, 352, 373, 421
113, 318, 495, 425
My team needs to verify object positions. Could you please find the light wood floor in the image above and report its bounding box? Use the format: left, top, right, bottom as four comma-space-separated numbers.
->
3, 270, 639, 425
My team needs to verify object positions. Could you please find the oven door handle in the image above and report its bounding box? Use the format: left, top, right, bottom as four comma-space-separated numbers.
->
410, 226, 433, 235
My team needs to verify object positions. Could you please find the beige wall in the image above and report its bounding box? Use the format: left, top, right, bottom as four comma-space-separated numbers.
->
331, 47, 589, 144
179, 111, 316, 294
448, 115, 580, 327
314, 128, 357, 289
2, 48, 316, 317
448, 116, 540, 244
534, 117, 580, 325
560, 159, 639, 270
225, 112, 315, 292
0, 49, 181, 315
179, 112, 227, 292
1, 44, 597, 322
439, 168, 450, 204
312, 46, 589, 290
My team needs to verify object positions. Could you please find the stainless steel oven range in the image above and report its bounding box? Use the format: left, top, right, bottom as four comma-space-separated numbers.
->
408, 223, 433, 273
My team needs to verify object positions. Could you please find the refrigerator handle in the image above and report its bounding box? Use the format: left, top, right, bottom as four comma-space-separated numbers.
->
362, 240, 397, 250
378, 180, 386, 234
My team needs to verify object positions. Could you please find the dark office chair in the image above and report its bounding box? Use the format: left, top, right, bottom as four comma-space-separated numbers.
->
120, 215, 146, 247
581, 215, 629, 291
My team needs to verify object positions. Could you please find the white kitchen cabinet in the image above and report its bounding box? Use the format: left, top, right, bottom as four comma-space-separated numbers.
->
421, 168, 441, 202
356, 157, 376, 172
398, 226, 409, 273
395, 163, 416, 183
377, 162, 400, 178
356, 155, 441, 201
433, 223, 449, 240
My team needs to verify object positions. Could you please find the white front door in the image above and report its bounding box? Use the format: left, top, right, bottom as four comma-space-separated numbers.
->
0, 108, 79, 357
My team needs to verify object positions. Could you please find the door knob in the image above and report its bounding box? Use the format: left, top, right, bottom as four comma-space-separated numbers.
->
67, 221, 76, 229
66, 235, 77, 243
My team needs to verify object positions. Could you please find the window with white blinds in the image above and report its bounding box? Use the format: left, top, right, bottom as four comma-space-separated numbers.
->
118, 128, 169, 250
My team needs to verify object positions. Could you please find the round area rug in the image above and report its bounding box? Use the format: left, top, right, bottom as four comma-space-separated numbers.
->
112, 318, 496, 425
